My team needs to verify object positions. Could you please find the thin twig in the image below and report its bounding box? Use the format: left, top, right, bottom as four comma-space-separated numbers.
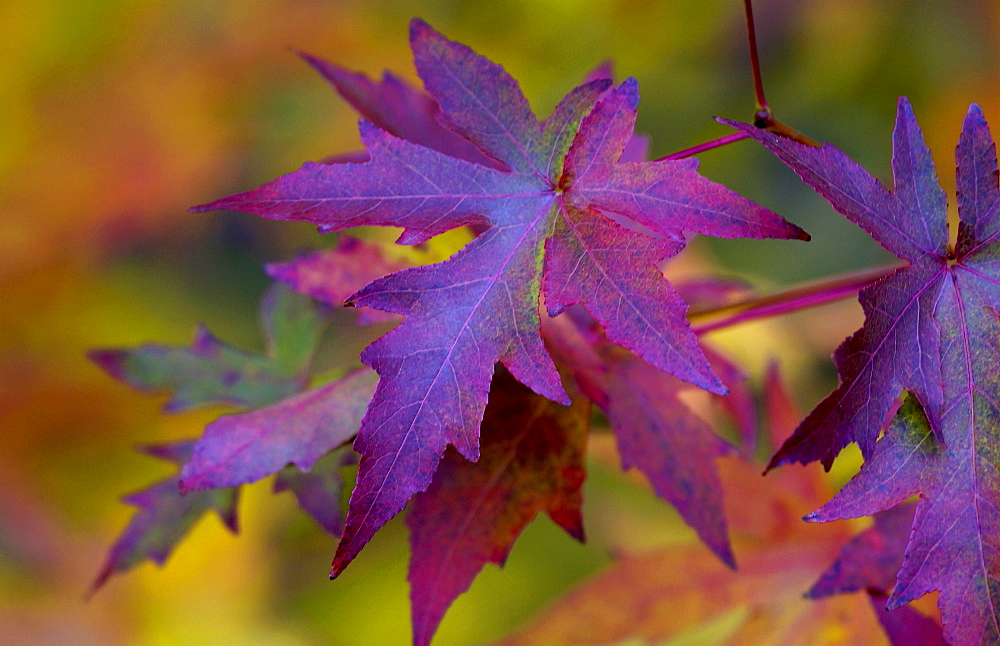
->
658, 132, 750, 161
689, 264, 903, 334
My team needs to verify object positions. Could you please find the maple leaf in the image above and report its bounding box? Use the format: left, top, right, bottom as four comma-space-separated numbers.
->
721, 100, 953, 470
728, 100, 1000, 644
406, 367, 588, 646
299, 51, 499, 169
504, 364, 941, 645
273, 446, 357, 536
542, 307, 739, 567
92, 284, 359, 590
266, 235, 409, 325
91, 441, 239, 592
89, 284, 323, 412
272, 235, 753, 632
178, 368, 376, 491
194, 18, 806, 579
809, 396, 996, 645
304, 50, 650, 168
807, 502, 916, 599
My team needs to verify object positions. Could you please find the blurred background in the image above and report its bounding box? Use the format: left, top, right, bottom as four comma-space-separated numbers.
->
2, 0, 998, 643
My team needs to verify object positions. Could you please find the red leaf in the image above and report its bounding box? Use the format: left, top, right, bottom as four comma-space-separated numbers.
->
543, 308, 739, 567
266, 235, 408, 325
406, 368, 588, 646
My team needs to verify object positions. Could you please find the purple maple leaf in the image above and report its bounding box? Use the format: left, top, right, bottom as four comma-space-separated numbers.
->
195, 19, 805, 579
543, 307, 739, 567
91, 442, 239, 592
723, 101, 949, 470
868, 591, 947, 646
179, 368, 376, 491
730, 101, 1000, 644
406, 367, 588, 646
300, 51, 498, 168
274, 447, 357, 536
266, 235, 408, 325
808, 395, 998, 644
808, 502, 916, 598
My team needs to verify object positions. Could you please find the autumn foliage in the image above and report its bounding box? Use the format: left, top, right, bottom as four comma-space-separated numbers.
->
86, 7, 1000, 646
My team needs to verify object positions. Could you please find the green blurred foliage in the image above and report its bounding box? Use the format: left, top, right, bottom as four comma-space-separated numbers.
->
1, 0, 997, 643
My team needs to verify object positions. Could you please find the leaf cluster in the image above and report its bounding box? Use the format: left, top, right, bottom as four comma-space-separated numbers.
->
90, 14, 1000, 646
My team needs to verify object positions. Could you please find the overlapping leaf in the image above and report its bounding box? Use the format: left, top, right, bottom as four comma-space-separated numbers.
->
809, 396, 997, 645
266, 235, 409, 324
195, 18, 806, 579
274, 235, 761, 642
178, 368, 376, 492
505, 364, 942, 645
273, 447, 357, 536
807, 502, 915, 599
91, 441, 239, 591
89, 284, 322, 412
92, 285, 359, 588
406, 367, 588, 646
542, 307, 740, 567
727, 100, 1000, 644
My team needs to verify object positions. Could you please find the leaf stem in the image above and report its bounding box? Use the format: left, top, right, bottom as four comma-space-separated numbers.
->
744, 0, 769, 118
689, 264, 903, 334
659, 132, 751, 161
657, 0, 818, 164
742, 0, 820, 147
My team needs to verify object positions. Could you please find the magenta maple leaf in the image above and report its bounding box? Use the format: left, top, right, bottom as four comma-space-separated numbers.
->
542, 307, 740, 567
723, 101, 950, 470
179, 368, 376, 492
303, 50, 650, 168
195, 19, 806, 579
729, 101, 1000, 644
91, 441, 239, 592
868, 591, 948, 646
266, 235, 408, 325
808, 502, 915, 599
299, 51, 498, 169
407, 367, 588, 646
807, 396, 996, 644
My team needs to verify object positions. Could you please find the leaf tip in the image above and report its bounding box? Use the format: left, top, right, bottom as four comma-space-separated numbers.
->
409, 17, 435, 43
88, 348, 128, 380
188, 200, 222, 214
295, 49, 324, 69
176, 477, 195, 495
